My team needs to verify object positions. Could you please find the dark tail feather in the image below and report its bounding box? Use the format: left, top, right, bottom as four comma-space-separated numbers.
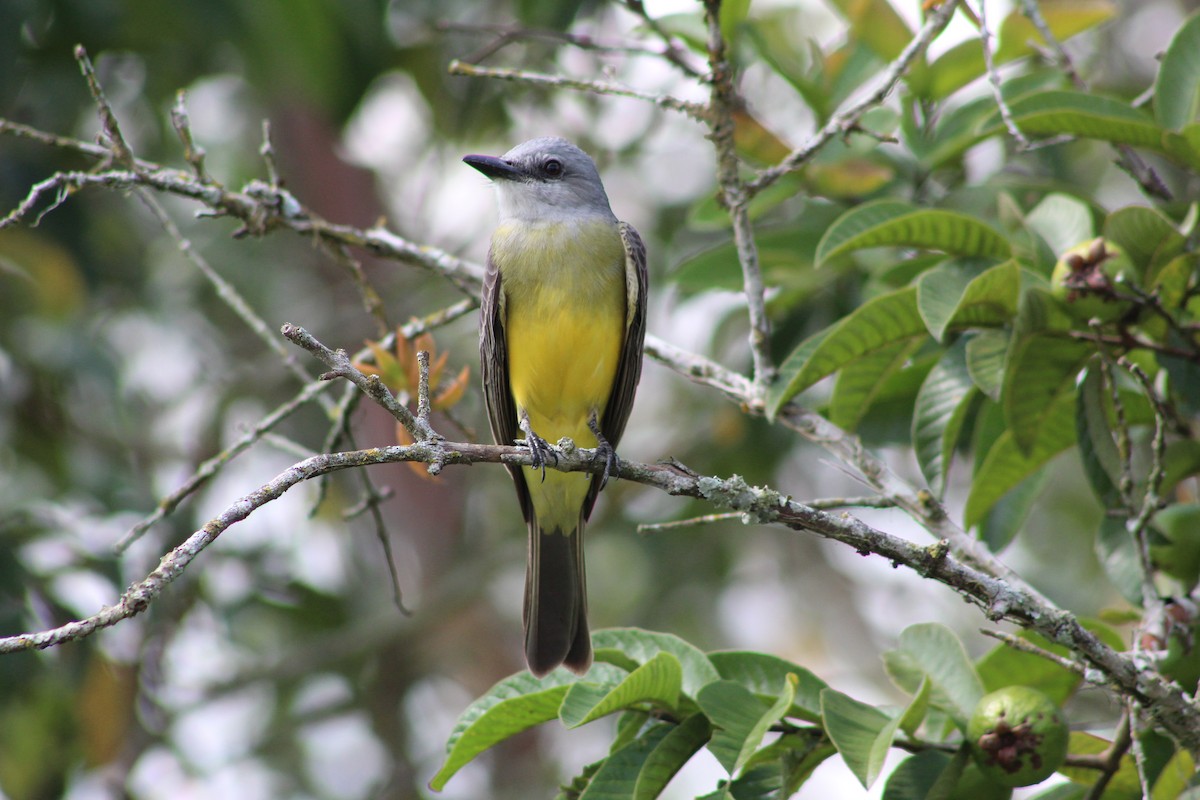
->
524, 519, 591, 677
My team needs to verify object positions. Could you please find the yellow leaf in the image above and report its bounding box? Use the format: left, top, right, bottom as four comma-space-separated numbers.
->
433, 364, 471, 410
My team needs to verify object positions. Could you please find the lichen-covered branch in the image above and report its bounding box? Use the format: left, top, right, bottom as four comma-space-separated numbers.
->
4, 429, 1199, 751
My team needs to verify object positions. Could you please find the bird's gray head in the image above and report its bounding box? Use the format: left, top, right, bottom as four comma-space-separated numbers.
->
463, 137, 616, 223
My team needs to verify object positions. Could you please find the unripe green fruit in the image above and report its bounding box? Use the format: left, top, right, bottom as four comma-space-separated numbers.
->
967, 687, 1069, 788
1049, 237, 1136, 323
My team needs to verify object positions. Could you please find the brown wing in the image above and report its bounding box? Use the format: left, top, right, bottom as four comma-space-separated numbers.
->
583, 221, 648, 518
480, 247, 533, 523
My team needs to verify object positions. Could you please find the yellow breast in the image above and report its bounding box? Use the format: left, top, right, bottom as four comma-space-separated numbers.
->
494, 218, 627, 446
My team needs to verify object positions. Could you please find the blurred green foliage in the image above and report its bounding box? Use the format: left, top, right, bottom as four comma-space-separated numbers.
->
3, 0, 1200, 798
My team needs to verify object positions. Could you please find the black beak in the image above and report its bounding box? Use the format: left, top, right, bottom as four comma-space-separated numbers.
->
463, 154, 524, 181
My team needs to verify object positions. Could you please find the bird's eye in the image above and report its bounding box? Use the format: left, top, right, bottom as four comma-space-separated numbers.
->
543, 158, 563, 177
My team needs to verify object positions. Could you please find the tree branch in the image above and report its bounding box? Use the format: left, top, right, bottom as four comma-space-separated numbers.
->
700, 0, 774, 391
5, 431, 1200, 752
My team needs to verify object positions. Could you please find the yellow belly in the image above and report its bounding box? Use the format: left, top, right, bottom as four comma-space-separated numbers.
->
495, 219, 626, 528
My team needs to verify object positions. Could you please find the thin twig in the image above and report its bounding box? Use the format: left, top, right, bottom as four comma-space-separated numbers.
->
638, 512, 743, 533
117, 302, 473, 554
349, 472, 411, 615
0, 141, 486, 293
1119, 356, 1169, 618
416, 351, 433, 426
170, 90, 209, 181
1065, 328, 1200, 365
622, 0, 706, 77
437, 20, 703, 77
979, 628, 1088, 677
447, 60, 710, 122
135, 189, 321, 391
112, 377, 331, 554
1127, 699, 1153, 799
259, 119, 281, 188
319, 239, 390, 336
976, 0, 1032, 149
746, 0, 961, 196
75, 45, 136, 168
700, 0, 774, 390
282, 324, 438, 442
807, 494, 897, 510
1083, 713, 1133, 800
1016, 0, 1171, 201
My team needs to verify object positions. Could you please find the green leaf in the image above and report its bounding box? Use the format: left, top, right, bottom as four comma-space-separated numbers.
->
1075, 364, 1122, 509
1151, 254, 1200, 317
768, 287, 927, 416
612, 710, 651, 753
592, 628, 721, 700
994, 0, 1116, 63
1102, 206, 1185, 282
997, 90, 1166, 150
575, 721, 673, 800
825, 0, 913, 61
560, 651, 683, 727
431, 665, 624, 790
708, 651, 828, 723
897, 677, 933, 738
964, 392, 1077, 529
687, 173, 805, 230
629, 713, 712, 800
883, 623, 985, 729
673, 205, 845, 295
719, 0, 752, 45
816, 201, 1011, 267
1060, 732, 1142, 795
980, 468, 1050, 552
913, 338, 977, 496
1162, 440, 1200, 498
915, 71, 1064, 166
746, 16, 828, 119
1151, 504, 1200, 590
820, 689, 900, 789
1002, 289, 1092, 454
733, 733, 837, 799
1024, 193, 1095, 258
698, 675, 796, 776
1001, 330, 1091, 454
918, 260, 1020, 342
882, 749, 972, 800
830, 338, 923, 430
571, 714, 710, 800
1151, 749, 1196, 800
965, 329, 1009, 401
923, 0, 1116, 100
1162, 122, 1200, 169
1154, 10, 1200, 130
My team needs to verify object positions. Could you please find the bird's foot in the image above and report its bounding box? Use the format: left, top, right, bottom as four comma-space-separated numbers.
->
519, 413, 557, 483
588, 413, 619, 490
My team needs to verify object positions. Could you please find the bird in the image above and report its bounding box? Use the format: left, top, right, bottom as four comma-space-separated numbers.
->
464, 137, 647, 677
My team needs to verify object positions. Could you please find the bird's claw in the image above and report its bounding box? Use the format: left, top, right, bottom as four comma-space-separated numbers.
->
588, 414, 619, 490
519, 415, 557, 483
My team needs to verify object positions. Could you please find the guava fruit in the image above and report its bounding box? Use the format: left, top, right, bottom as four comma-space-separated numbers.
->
1049, 237, 1136, 323
966, 686, 1069, 788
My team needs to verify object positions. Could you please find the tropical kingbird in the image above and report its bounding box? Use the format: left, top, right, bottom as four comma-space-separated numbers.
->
464, 137, 648, 677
